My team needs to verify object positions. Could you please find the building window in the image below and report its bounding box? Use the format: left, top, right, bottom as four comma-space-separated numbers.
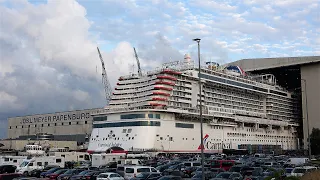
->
55, 123, 57, 126
85, 121, 87, 124
77, 122, 79, 125
41, 124, 44, 127
175, 123, 194, 129
22, 126, 24, 128
62, 123, 64, 125
9, 126, 11, 129
35, 125, 37, 127
69, 122, 71, 125
16, 126, 17, 128
48, 124, 50, 127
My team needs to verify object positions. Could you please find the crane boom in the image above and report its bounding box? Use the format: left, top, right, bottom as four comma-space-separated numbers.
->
133, 47, 142, 76
97, 47, 112, 104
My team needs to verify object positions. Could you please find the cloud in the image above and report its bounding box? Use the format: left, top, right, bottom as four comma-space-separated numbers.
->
189, 0, 237, 11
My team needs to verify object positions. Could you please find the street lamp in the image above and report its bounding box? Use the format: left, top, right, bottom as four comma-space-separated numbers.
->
193, 38, 205, 180
301, 79, 311, 159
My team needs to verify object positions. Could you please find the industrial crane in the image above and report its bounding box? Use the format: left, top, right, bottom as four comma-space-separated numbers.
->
97, 47, 112, 104
133, 47, 142, 77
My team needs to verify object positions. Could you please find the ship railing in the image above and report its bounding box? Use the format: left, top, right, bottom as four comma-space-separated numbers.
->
234, 115, 288, 126
93, 106, 168, 115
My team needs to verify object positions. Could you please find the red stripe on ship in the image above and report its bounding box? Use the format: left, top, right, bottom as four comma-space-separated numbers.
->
161, 69, 182, 75
157, 76, 177, 81
155, 81, 175, 86
152, 97, 167, 101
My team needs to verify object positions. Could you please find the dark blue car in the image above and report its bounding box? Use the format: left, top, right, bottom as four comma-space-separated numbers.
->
40, 167, 62, 178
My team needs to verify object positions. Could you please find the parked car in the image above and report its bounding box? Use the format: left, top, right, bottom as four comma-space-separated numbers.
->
97, 172, 124, 180
0, 165, 17, 174
130, 172, 162, 180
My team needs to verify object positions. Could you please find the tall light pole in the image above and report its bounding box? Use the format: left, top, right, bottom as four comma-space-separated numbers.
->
193, 38, 204, 180
301, 79, 311, 158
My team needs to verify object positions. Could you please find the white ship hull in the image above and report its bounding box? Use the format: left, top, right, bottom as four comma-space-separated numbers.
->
88, 112, 298, 153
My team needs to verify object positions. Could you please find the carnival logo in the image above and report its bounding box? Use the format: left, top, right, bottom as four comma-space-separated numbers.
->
197, 134, 232, 150
198, 134, 209, 150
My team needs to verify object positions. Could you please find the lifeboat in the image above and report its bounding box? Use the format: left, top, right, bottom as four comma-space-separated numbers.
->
153, 91, 170, 96
154, 86, 173, 91
155, 81, 175, 86
157, 76, 177, 81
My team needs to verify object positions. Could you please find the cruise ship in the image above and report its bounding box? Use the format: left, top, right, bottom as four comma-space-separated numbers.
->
88, 54, 300, 153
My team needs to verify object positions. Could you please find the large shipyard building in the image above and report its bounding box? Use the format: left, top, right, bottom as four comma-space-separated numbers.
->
7, 108, 103, 143
230, 56, 320, 150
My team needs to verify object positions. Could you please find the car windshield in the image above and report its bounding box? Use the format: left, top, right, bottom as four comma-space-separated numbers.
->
193, 174, 202, 178
54, 169, 67, 174
79, 170, 90, 175
159, 177, 179, 180
293, 169, 306, 173
19, 161, 29, 167
98, 174, 109, 178
216, 173, 231, 178
64, 170, 75, 175
47, 168, 60, 173
136, 173, 149, 178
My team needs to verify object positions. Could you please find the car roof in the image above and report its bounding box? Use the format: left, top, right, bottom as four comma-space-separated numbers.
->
99, 172, 116, 175
124, 166, 152, 168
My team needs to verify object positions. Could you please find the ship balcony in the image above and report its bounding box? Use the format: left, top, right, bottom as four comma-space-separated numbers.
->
155, 80, 176, 86
117, 76, 157, 84
153, 91, 171, 96
118, 75, 157, 83
111, 91, 153, 100
117, 80, 157, 89
115, 86, 155, 94
109, 96, 152, 105
208, 120, 237, 127
154, 85, 173, 91
168, 98, 191, 104
149, 101, 168, 107
267, 96, 292, 103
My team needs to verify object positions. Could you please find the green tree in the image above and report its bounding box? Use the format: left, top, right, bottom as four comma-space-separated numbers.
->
310, 128, 320, 155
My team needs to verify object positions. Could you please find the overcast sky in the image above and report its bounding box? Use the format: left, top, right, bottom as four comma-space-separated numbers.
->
0, 0, 319, 138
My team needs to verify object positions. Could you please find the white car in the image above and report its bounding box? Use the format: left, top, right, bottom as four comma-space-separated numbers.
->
97, 172, 124, 180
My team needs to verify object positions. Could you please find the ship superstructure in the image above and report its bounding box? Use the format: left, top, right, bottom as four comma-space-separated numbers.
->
88, 54, 300, 153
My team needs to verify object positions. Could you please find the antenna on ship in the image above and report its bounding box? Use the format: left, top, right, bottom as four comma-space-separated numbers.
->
97, 47, 112, 105
133, 47, 142, 77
